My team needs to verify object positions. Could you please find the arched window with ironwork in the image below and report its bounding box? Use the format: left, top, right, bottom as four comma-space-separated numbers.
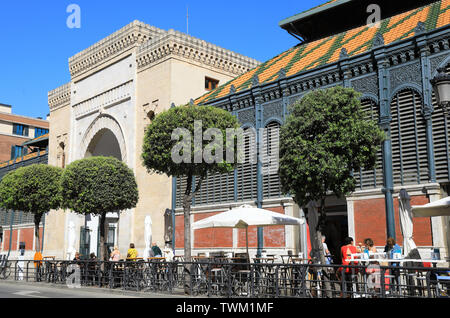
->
390, 88, 428, 186
262, 121, 283, 199
354, 98, 384, 190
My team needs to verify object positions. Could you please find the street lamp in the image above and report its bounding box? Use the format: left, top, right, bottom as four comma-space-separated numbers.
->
431, 67, 450, 111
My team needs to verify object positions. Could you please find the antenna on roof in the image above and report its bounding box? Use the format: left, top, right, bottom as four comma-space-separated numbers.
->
186, 5, 189, 35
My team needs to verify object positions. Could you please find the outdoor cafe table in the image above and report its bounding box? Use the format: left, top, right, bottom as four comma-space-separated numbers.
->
253, 258, 276, 264
280, 255, 307, 264
291, 258, 309, 264
147, 257, 166, 261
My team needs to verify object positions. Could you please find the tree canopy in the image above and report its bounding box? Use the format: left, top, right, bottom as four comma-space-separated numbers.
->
60, 156, 139, 261
0, 164, 62, 216
60, 156, 139, 216
142, 104, 241, 179
279, 86, 385, 269
142, 104, 241, 289
0, 164, 63, 252
279, 86, 386, 207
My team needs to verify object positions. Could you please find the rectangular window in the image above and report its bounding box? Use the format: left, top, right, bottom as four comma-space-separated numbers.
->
35, 128, 49, 138
205, 77, 219, 91
10, 145, 28, 160
13, 124, 29, 137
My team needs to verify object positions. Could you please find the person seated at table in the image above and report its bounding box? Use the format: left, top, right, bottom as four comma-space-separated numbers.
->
364, 238, 377, 252
73, 252, 81, 261
339, 237, 360, 297
151, 242, 162, 258
384, 237, 402, 258
127, 243, 138, 260
341, 237, 361, 265
360, 238, 378, 259
87, 253, 98, 284
110, 246, 121, 262
384, 237, 401, 287
322, 235, 333, 265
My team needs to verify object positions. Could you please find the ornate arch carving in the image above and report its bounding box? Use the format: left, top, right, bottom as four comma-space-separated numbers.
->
80, 115, 127, 162
430, 55, 450, 78
360, 94, 379, 105
263, 118, 283, 128
390, 83, 423, 102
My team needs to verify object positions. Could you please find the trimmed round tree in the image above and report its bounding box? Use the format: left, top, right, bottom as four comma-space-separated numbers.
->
60, 156, 139, 261
142, 104, 241, 262
0, 164, 63, 253
279, 86, 385, 265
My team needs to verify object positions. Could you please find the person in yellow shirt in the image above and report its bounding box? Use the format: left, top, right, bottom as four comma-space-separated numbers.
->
127, 243, 138, 260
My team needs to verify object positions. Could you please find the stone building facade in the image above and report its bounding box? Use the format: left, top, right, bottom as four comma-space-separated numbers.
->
44, 21, 260, 259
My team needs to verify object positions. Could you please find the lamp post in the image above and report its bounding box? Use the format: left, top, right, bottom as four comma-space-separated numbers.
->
431, 67, 450, 111
431, 67, 450, 182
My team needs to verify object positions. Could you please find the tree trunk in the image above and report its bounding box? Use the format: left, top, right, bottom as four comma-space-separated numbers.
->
34, 214, 42, 253
182, 174, 204, 295
307, 199, 332, 297
183, 175, 193, 262
99, 212, 108, 262
183, 175, 193, 295
316, 198, 327, 265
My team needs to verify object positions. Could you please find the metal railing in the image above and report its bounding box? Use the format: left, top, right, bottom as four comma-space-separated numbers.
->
1, 258, 449, 298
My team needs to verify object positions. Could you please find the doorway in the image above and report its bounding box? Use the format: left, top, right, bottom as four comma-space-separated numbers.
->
323, 212, 349, 264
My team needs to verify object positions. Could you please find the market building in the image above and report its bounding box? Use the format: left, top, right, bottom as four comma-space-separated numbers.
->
190, 0, 450, 261
43, 21, 260, 259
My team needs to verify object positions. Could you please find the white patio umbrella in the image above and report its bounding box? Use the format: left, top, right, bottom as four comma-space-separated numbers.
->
398, 189, 417, 256
143, 216, 152, 260
192, 204, 304, 260
67, 221, 76, 260
412, 197, 450, 217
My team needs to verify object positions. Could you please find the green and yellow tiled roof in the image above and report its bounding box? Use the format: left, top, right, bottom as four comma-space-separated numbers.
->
196, 0, 449, 105
0, 150, 47, 169
0, 133, 49, 169
22, 132, 49, 146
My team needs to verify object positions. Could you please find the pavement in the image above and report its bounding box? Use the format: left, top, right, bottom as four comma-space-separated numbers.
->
0, 280, 186, 298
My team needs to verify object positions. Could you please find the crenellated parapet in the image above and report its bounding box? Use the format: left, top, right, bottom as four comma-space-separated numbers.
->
68, 21, 165, 79
136, 29, 260, 76
48, 83, 71, 111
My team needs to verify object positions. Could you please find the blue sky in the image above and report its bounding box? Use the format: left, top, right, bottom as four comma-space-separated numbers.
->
0, 0, 324, 119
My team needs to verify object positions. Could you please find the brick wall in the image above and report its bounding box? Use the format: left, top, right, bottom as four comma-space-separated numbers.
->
1, 226, 44, 252
175, 215, 184, 249
194, 212, 233, 248
354, 195, 432, 247
2, 229, 18, 252
174, 206, 288, 250
262, 206, 286, 248
0, 134, 29, 162
0, 113, 49, 130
